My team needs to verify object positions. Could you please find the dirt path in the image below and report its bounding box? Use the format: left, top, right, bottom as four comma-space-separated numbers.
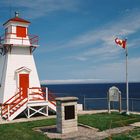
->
35, 124, 135, 140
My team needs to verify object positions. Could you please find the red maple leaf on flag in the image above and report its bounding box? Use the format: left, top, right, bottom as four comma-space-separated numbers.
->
115, 38, 126, 49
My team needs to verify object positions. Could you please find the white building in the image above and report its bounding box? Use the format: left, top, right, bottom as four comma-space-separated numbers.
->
0, 12, 56, 120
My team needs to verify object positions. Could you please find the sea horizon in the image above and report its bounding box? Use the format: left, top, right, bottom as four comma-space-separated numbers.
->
41, 79, 140, 85
42, 82, 140, 111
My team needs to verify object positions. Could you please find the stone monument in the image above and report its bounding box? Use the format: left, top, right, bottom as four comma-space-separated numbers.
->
55, 97, 78, 134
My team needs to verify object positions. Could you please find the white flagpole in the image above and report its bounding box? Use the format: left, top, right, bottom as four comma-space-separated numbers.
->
125, 39, 129, 115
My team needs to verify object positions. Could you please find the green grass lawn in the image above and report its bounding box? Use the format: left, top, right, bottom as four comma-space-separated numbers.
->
0, 118, 56, 140
104, 127, 140, 140
78, 112, 140, 131
0, 112, 140, 140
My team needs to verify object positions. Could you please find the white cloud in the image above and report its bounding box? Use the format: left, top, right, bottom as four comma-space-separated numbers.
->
1, 0, 79, 19
70, 56, 140, 82
45, 9, 140, 62
41, 78, 105, 85
41, 56, 140, 83
72, 11, 140, 60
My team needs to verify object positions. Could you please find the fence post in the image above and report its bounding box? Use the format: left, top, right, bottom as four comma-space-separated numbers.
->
131, 99, 133, 111
83, 95, 86, 110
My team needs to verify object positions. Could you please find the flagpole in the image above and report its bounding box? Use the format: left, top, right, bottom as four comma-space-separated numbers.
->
125, 39, 129, 115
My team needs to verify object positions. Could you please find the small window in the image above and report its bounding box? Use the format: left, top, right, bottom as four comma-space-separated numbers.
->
16, 26, 26, 37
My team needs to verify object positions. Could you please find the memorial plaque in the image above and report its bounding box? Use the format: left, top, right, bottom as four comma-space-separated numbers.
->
109, 86, 120, 101
65, 105, 75, 120
108, 86, 122, 113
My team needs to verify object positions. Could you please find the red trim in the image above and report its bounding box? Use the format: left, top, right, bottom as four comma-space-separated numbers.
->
2, 97, 25, 116
10, 99, 28, 117
2, 90, 21, 106
28, 87, 46, 101
49, 101, 56, 106
48, 91, 56, 106
1, 90, 25, 116
3, 17, 30, 26
4, 99, 28, 119
1, 87, 57, 119
0, 33, 39, 46
29, 98, 45, 101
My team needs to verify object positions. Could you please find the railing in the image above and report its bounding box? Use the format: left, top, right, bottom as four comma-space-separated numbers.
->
29, 34, 39, 46
2, 89, 22, 108
28, 87, 47, 101
1, 87, 57, 120
83, 97, 140, 112
48, 90, 57, 106
0, 33, 39, 46
1, 89, 27, 119
28, 87, 56, 107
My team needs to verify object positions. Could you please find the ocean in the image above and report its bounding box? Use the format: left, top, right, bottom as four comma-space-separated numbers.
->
42, 82, 140, 112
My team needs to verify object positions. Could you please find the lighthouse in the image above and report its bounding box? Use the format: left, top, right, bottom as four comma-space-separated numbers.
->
0, 12, 56, 120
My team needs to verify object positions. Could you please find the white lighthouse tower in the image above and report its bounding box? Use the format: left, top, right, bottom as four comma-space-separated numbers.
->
0, 12, 56, 120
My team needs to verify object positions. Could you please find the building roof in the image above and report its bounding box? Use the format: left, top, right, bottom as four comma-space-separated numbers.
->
3, 17, 30, 26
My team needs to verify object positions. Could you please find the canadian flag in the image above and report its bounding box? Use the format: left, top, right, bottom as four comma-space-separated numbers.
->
115, 38, 126, 49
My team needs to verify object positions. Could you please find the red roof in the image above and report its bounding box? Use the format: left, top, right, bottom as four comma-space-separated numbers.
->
3, 17, 30, 26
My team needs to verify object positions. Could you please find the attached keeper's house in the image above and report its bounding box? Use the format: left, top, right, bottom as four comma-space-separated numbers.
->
0, 12, 56, 121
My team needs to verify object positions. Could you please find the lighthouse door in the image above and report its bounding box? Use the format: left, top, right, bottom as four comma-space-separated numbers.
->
19, 74, 29, 98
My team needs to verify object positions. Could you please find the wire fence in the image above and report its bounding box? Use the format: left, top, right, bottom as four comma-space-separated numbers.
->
83, 97, 140, 112
47, 91, 140, 112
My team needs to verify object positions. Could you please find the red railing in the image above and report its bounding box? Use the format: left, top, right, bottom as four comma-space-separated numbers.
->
2, 89, 22, 107
1, 87, 57, 120
0, 33, 39, 46
1, 89, 26, 118
28, 87, 47, 101
48, 90, 57, 106
29, 35, 38, 46
28, 87, 57, 106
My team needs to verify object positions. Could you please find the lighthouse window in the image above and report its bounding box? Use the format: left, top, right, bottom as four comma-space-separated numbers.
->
16, 26, 26, 37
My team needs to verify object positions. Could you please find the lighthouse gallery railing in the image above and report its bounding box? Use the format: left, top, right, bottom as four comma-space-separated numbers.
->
0, 33, 39, 46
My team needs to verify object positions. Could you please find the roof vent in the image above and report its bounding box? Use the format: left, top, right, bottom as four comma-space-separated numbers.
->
15, 11, 19, 17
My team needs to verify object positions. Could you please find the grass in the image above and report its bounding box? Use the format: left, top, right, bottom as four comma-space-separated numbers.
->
0, 112, 140, 140
0, 118, 56, 140
78, 112, 140, 131
104, 127, 140, 140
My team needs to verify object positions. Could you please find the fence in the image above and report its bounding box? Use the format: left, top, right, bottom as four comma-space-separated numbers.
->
83, 97, 140, 112
43, 91, 140, 112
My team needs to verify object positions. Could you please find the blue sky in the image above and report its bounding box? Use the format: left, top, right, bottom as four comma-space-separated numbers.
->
0, 0, 140, 84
